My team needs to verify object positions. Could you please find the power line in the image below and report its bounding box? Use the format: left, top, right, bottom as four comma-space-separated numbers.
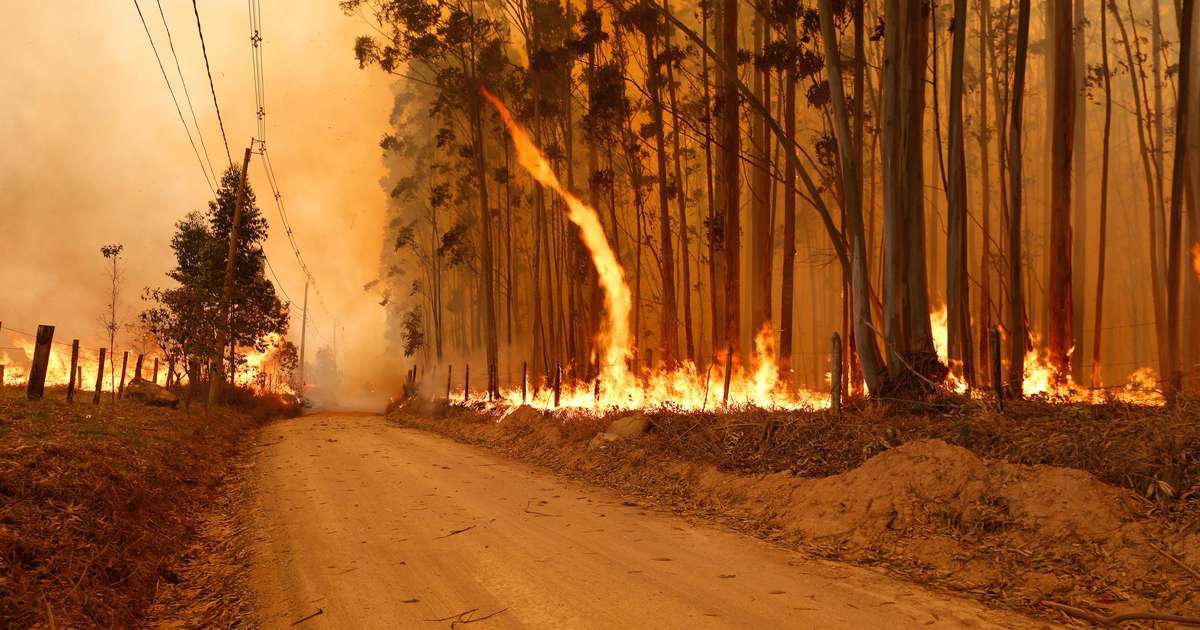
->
132, 0, 215, 193
153, 0, 219, 186
191, 0, 233, 167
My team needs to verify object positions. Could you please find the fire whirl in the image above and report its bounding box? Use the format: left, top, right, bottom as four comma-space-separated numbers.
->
482, 89, 1162, 413
482, 88, 829, 412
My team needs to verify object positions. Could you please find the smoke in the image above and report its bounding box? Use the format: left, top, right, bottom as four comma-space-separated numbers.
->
0, 3, 395, 409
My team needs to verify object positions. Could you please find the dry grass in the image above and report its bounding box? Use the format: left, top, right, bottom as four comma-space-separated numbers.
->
0, 384, 286, 628
638, 396, 1200, 505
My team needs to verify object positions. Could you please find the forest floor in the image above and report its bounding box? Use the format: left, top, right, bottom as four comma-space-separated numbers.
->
0, 384, 296, 628
391, 397, 1200, 627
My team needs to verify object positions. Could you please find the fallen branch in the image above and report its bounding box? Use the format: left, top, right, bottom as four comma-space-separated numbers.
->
434, 525, 476, 540
1150, 542, 1200, 581
290, 608, 324, 626
426, 607, 509, 628
453, 607, 508, 627
524, 501, 560, 517
1042, 601, 1200, 627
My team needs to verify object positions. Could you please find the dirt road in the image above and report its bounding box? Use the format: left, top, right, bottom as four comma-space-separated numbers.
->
248, 413, 1050, 629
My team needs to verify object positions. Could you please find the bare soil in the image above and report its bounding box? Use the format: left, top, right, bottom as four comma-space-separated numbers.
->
392, 399, 1200, 626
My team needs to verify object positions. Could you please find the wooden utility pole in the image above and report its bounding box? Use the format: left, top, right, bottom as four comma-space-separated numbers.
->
25, 325, 54, 401
298, 278, 309, 393
208, 145, 254, 406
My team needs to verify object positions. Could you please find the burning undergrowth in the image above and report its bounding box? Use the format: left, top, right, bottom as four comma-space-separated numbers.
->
392, 397, 1200, 622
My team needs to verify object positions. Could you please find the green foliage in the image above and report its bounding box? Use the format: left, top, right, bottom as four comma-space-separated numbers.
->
141, 166, 289, 372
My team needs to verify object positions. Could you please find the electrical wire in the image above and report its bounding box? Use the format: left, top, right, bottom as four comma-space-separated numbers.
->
191, 0, 234, 166
132, 0, 215, 193
153, 0, 218, 185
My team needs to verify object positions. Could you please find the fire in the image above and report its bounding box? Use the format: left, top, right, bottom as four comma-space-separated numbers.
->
1, 335, 102, 387
1192, 243, 1200, 278
484, 88, 826, 412
480, 90, 1162, 413
234, 333, 296, 395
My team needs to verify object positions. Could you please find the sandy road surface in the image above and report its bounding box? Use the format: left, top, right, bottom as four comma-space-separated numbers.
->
248, 413, 1050, 629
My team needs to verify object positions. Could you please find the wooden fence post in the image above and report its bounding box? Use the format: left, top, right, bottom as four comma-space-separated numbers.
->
118, 351, 129, 398
93, 348, 107, 404
167, 358, 176, 387
76, 366, 82, 389
722, 344, 733, 406
463, 364, 469, 402
991, 327, 1004, 409
0, 365, 5, 388
134, 354, 145, 382
25, 325, 55, 401
66, 340, 80, 402
446, 365, 452, 400
521, 361, 528, 404
831, 333, 843, 415
152, 357, 160, 384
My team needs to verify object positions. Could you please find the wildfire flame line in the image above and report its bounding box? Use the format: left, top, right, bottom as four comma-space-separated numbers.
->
482, 88, 635, 394
482, 88, 1159, 412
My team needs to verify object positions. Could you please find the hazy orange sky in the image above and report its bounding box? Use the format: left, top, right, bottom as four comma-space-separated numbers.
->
1, 2, 394, 369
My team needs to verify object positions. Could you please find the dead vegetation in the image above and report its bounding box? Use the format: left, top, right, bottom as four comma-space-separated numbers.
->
393, 397, 1200, 624
0, 385, 288, 628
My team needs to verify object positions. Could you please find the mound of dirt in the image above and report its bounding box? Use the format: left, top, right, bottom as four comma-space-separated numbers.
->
780, 439, 1130, 542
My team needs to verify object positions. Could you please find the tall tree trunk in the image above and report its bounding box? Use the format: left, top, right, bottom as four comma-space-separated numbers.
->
646, 21, 680, 367
1166, 0, 1196, 399
1008, 0, 1032, 395
977, 0, 994, 387
819, 0, 888, 394
1091, 0, 1114, 388
719, 0, 741, 355
1113, 3, 1170, 381
779, 13, 799, 383
1071, 0, 1088, 382
947, 0, 974, 384
882, 0, 938, 384
1048, 0, 1076, 382
708, 1, 727, 357
749, 6, 772, 341
663, 0, 695, 363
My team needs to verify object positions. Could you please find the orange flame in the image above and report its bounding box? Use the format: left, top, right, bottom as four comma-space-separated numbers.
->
481, 89, 1161, 412
1192, 243, 1200, 279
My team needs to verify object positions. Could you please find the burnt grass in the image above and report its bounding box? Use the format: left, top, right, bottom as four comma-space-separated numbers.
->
0, 385, 297, 628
